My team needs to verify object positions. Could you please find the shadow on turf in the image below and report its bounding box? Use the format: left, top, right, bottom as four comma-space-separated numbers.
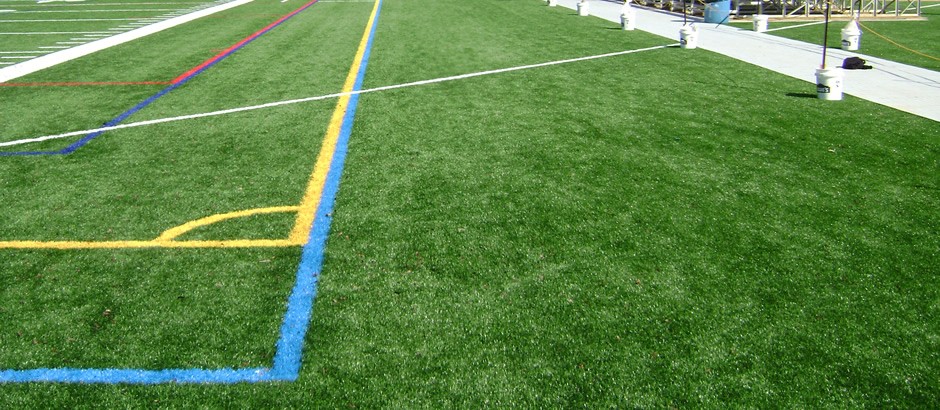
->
786, 92, 818, 99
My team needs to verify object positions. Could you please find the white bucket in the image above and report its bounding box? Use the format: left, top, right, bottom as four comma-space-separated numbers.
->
621, 10, 636, 30
679, 24, 698, 49
752, 14, 769, 32
578, 0, 589, 16
841, 20, 862, 51
547, 0, 557, 6
815, 67, 844, 101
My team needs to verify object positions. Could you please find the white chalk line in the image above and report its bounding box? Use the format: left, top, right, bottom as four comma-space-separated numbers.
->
0, 18, 142, 21
0, 31, 112, 34
19, 3, 204, 6
764, 20, 826, 32
0, 45, 672, 149
11, 9, 180, 13
0, 0, 255, 82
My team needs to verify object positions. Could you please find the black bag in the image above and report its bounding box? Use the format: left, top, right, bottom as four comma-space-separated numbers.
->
843, 56, 873, 70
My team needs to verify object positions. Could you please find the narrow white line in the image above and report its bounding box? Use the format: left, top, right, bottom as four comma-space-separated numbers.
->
0, 0, 254, 82
0, 45, 672, 148
0, 56, 35, 59
0, 18, 141, 21
0, 9, 15, 12
0, 31, 112, 35
0, 50, 48, 53
38, 45, 70, 49
13, 9, 180, 13
20, 3, 203, 6
0, 62, 15, 65
764, 20, 826, 32
921, 3, 940, 8
55, 41, 86, 44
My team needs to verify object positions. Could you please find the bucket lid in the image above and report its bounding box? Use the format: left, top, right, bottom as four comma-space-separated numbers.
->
842, 20, 862, 35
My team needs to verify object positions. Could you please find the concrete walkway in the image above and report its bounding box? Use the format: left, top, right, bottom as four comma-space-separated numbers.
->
556, 0, 940, 122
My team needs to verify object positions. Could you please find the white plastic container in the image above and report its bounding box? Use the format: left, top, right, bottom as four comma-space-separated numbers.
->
547, 0, 557, 6
578, 0, 589, 16
815, 67, 844, 100
841, 20, 862, 51
621, 9, 636, 30
679, 24, 698, 49
753, 14, 769, 32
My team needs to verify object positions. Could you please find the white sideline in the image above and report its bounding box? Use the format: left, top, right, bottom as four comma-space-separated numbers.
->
0, 45, 671, 149
0, 0, 255, 83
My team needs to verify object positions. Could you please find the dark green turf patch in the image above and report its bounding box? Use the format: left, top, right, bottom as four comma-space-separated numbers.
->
0, 247, 298, 369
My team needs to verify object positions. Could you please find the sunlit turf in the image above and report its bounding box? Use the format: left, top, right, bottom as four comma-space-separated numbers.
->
0, 0, 937, 407
730, 6, 940, 70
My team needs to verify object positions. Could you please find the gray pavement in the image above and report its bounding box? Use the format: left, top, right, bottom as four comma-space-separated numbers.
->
555, 0, 940, 122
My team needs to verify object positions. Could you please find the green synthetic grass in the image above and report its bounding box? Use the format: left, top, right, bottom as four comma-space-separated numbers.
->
1, 0, 938, 406
731, 6, 940, 70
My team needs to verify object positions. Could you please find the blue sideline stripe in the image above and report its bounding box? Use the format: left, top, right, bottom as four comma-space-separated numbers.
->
0, 0, 319, 158
269, 0, 382, 381
0, 367, 270, 384
0, 0, 382, 384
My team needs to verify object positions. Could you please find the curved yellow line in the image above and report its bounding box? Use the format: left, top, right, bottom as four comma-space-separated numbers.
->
156, 205, 300, 241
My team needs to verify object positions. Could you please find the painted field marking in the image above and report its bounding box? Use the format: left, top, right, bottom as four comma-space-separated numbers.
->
0, 31, 113, 35
0, 0, 254, 82
0, 50, 48, 53
0, 0, 321, 157
21, 3, 200, 6
764, 20, 826, 32
0, 80, 171, 86
12, 9, 180, 13
0, 45, 672, 150
0, 0, 384, 384
0, 18, 143, 21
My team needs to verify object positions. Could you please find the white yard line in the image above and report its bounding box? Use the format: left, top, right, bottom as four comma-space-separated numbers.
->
20, 3, 202, 6
0, 18, 142, 21
12, 9, 180, 13
0, 31, 113, 34
764, 21, 827, 32
0, 45, 671, 148
0, 0, 255, 82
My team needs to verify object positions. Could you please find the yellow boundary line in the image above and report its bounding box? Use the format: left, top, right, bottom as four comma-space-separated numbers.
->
0, 0, 381, 251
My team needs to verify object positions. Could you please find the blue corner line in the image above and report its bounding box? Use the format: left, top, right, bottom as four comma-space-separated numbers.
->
0, 0, 382, 384
0, 0, 321, 158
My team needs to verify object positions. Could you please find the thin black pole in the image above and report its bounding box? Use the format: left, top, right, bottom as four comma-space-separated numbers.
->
683, 0, 687, 24
821, 0, 831, 68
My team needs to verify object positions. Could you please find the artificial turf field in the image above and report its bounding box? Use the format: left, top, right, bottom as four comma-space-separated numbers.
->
1, 0, 938, 406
